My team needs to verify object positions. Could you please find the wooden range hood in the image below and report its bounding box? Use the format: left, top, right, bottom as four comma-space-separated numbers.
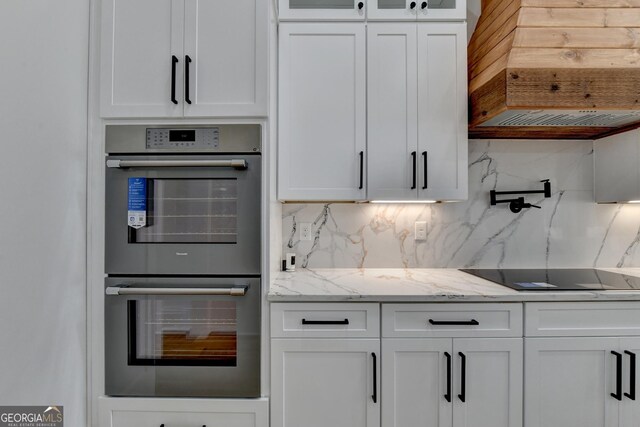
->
469, 0, 640, 140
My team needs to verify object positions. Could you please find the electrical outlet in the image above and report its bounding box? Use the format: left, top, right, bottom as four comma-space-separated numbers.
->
414, 221, 428, 241
300, 223, 313, 241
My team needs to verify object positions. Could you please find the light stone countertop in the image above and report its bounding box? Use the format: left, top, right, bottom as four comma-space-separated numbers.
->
268, 268, 640, 302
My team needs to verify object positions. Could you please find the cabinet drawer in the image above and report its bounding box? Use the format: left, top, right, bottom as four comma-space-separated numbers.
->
382, 303, 523, 338
525, 302, 640, 337
270, 303, 380, 338
99, 397, 268, 427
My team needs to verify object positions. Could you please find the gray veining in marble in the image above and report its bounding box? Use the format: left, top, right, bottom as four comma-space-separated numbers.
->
283, 140, 640, 269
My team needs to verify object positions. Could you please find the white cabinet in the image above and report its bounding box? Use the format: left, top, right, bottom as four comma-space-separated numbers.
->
100, 0, 267, 118
100, 0, 184, 117
278, 23, 367, 201
452, 338, 522, 427
279, 0, 366, 21
270, 303, 381, 427
271, 339, 380, 427
98, 397, 269, 427
382, 304, 522, 427
367, 0, 466, 21
367, 23, 467, 201
524, 302, 640, 427
595, 129, 640, 203
524, 337, 620, 427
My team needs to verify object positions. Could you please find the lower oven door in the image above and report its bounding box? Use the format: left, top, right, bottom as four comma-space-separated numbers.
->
105, 277, 260, 397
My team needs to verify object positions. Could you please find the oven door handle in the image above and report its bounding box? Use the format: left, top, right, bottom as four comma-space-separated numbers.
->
105, 286, 248, 296
106, 159, 248, 169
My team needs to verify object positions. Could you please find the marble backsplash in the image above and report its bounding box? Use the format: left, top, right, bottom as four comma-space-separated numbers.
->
282, 139, 640, 269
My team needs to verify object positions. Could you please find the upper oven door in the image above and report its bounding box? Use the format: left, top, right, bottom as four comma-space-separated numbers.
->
105, 154, 261, 275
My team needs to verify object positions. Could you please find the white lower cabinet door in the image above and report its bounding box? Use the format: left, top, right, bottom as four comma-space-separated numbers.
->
271, 339, 380, 427
381, 338, 452, 427
619, 337, 640, 427
524, 337, 620, 427
452, 338, 522, 427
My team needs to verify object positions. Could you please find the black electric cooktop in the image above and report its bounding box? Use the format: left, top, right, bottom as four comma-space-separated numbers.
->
461, 269, 640, 291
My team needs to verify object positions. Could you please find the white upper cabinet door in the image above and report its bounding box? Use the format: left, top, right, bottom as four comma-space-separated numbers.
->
367, 0, 417, 21
619, 338, 640, 427
367, 24, 418, 200
278, 24, 367, 201
100, 0, 184, 117
278, 0, 366, 21
417, 23, 467, 201
382, 338, 452, 427
183, 0, 267, 117
417, 0, 466, 21
525, 337, 620, 427
452, 338, 523, 427
271, 339, 380, 427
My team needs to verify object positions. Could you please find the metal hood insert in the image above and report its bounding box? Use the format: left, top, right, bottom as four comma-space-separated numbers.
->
468, 0, 640, 140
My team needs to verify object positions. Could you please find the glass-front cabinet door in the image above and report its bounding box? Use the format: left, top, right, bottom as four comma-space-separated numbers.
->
418, 0, 465, 20
368, 0, 465, 20
279, 0, 365, 20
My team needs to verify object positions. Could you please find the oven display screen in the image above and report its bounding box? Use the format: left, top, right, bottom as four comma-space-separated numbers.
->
170, 130, 196, 142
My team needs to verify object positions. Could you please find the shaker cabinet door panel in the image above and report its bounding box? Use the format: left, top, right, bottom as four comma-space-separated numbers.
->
381, 338, 452, 427
271, 339, 380, 427
183, 0, 267, 117
452, 338, 523, 427
619, 337, 640, 427
100, 0, 184, 117
417, 23, 467, 201
367, 24, 418, 201
278, 24, 367, 201
524, 337, 620, 427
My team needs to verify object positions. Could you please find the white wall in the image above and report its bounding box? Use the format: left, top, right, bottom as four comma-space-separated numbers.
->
0, 1, 89, 426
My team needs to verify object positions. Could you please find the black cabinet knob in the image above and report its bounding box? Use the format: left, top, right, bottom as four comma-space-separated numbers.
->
421, 1, 427, 8
358, 1, 364, 9
410, 1, 416, 8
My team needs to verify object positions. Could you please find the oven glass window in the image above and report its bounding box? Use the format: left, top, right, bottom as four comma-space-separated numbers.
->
130, 179, 237, 244
129, 299, 237, 366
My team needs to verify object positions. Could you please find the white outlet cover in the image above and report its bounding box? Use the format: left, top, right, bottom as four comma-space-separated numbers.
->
300, 223, 312, 241
415, 221, 427, 241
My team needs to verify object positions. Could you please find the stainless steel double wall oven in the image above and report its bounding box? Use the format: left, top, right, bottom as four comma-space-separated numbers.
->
104, 125, 261, 398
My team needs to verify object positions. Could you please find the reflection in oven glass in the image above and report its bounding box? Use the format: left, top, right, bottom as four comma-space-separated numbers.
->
131, 179, 238, 244
133, 299, 237, 365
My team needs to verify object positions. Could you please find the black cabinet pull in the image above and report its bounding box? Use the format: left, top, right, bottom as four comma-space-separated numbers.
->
429, 319, 479, 326
301, 319, 349, 325
371, 352, 378, 403
171, 56, 178, 105
626, 350, 637, 400
411, 151, 417, 190
410, 1, 416, 8
185, 55, 192, 105
444, 352, 451, 402
359, 151, 364, 190
422, 151, 428, 189
458, 352, 466, 402
612, 351, 623, 401
358, 1, 364, 9
421, 1, 427, 8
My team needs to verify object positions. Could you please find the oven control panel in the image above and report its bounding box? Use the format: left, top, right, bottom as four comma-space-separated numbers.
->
146, 128, 219, 149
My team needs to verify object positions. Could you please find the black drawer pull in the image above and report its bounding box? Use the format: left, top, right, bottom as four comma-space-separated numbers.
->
458, 352, 466, 402
444, 352, 451, 402
429, 319, 479, 326
371, 352, 377, 403
170, 56, 178, 105
185, 55, 192, 104
626, 350, 636, 400
302, 319, 349, 325
612, 351, 623, 401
